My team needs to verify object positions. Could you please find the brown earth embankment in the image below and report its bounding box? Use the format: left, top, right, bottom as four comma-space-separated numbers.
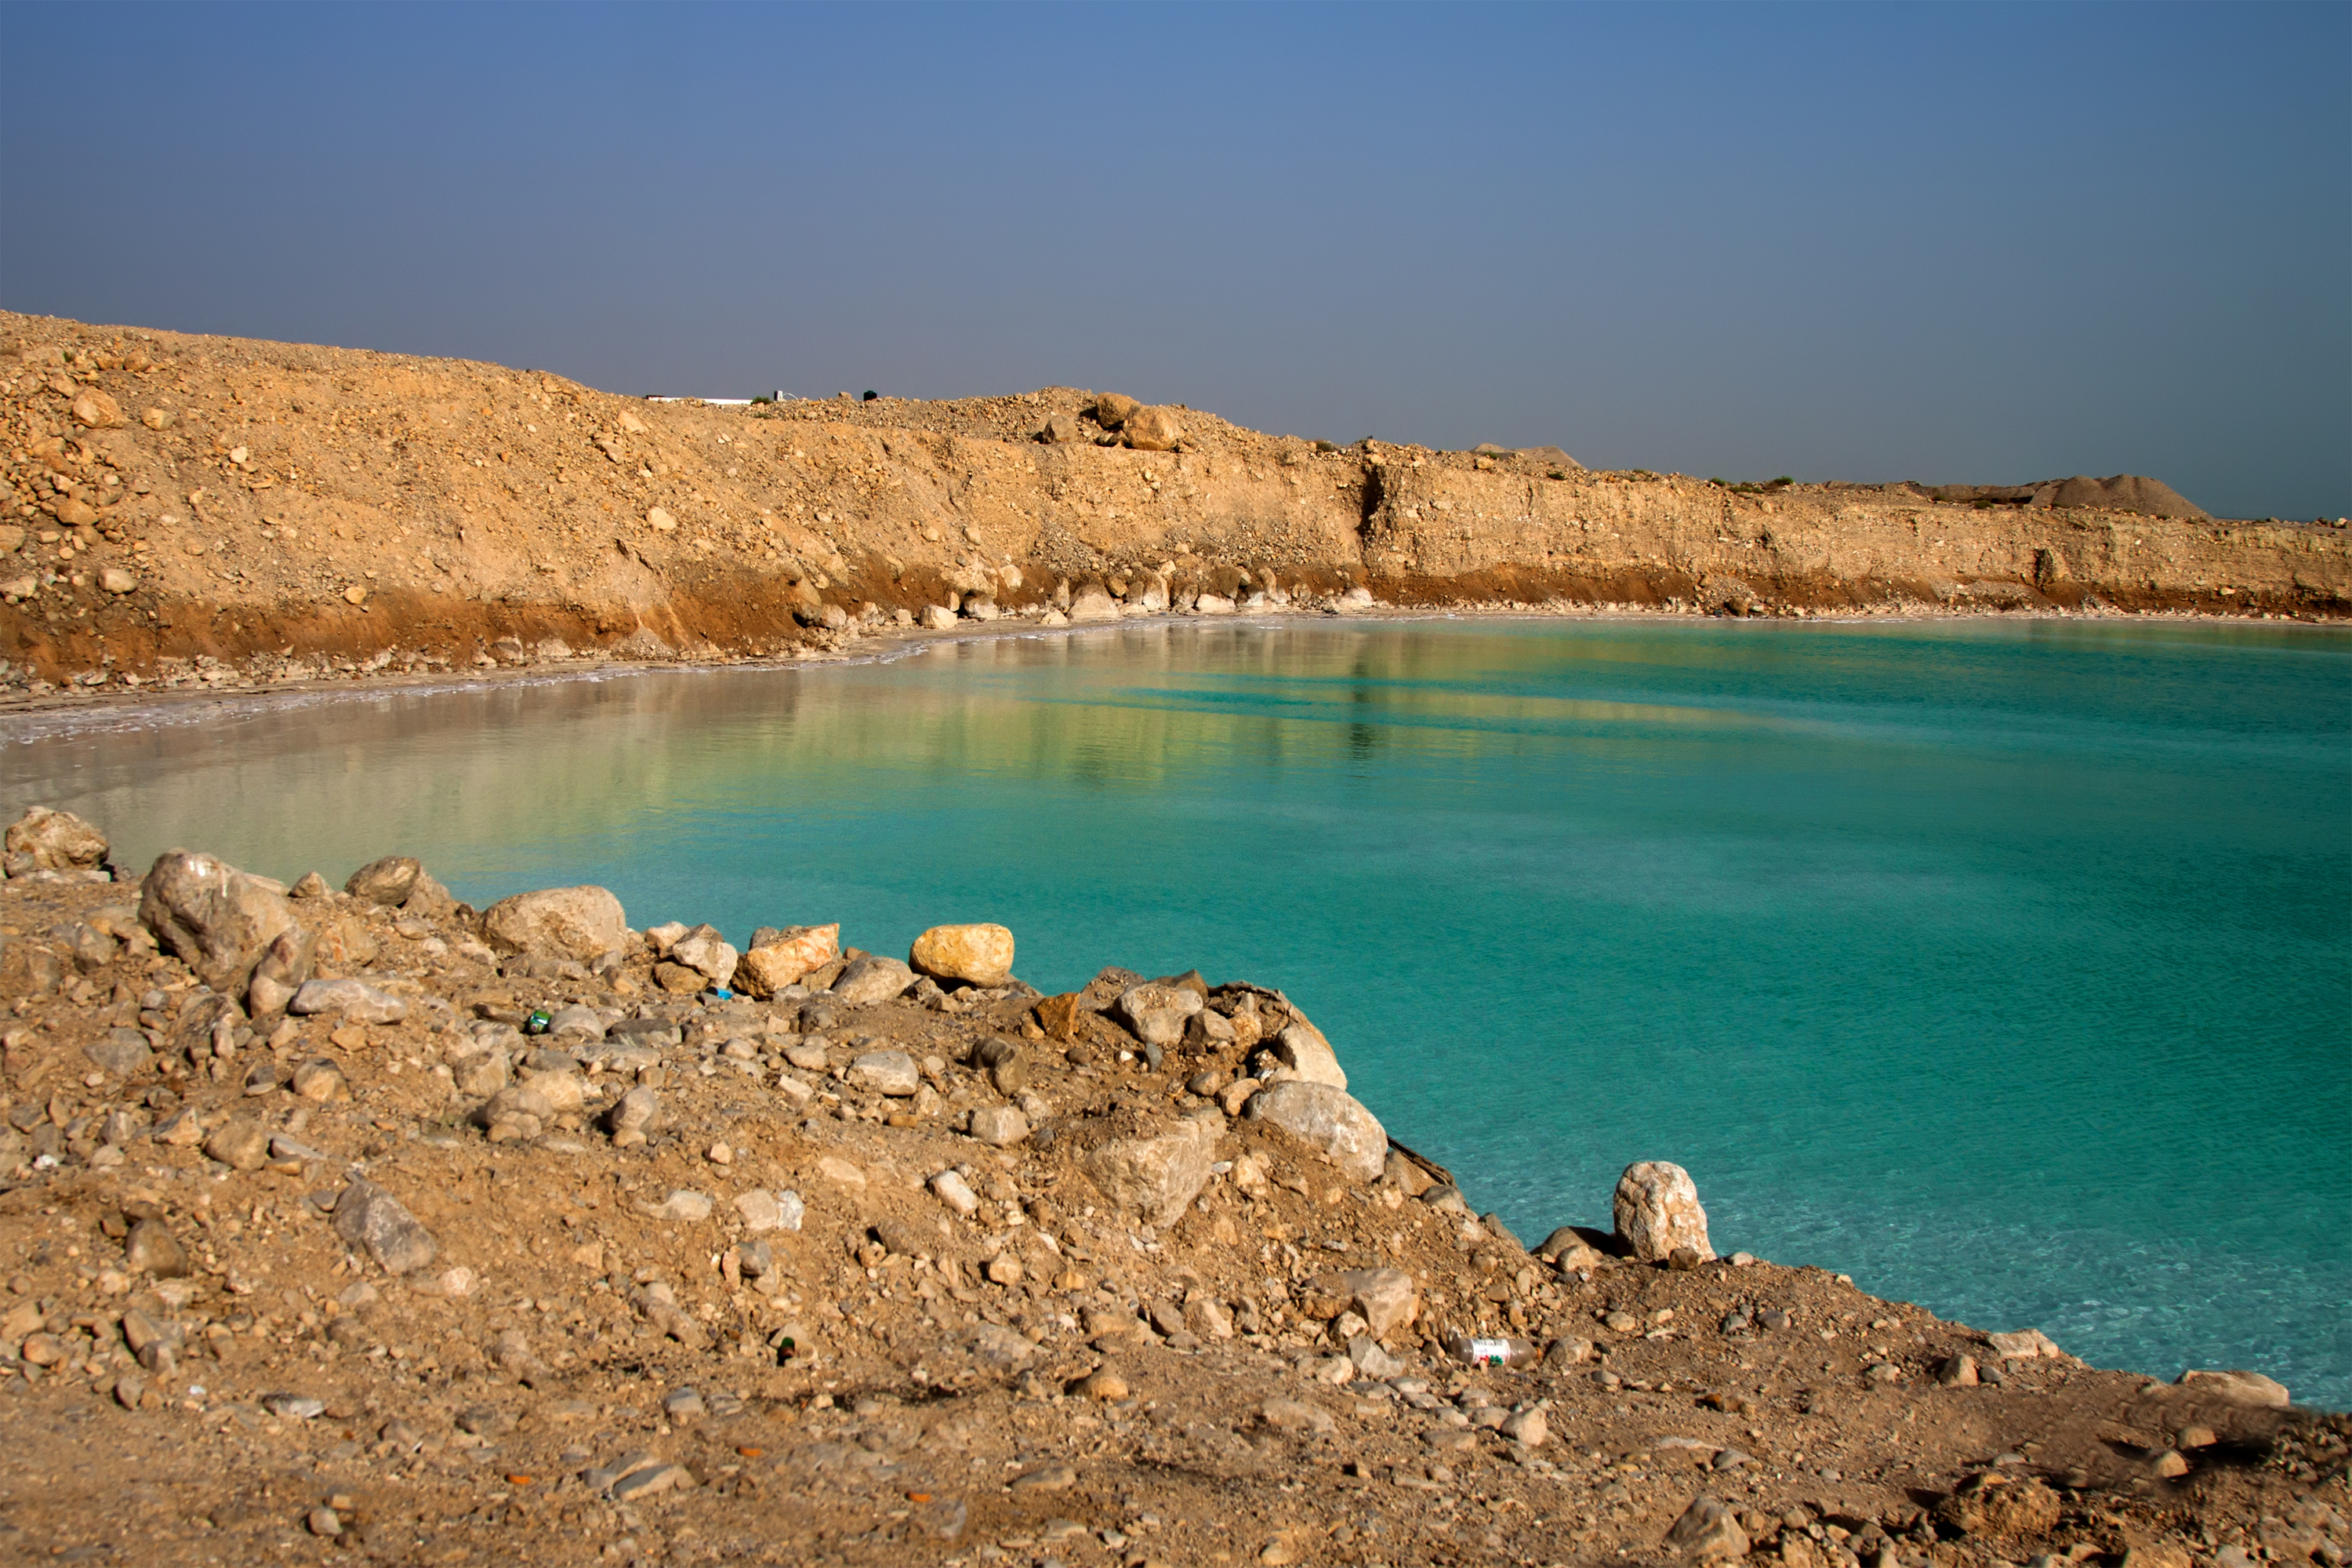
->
2, 310, 2345, 694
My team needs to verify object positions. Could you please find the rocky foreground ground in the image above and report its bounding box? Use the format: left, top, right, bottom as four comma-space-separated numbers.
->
0, 805, 2343, 1568
2, 310, 2348, 702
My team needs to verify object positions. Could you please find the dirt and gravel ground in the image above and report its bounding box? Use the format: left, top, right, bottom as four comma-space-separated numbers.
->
0, 818, 2342, 1568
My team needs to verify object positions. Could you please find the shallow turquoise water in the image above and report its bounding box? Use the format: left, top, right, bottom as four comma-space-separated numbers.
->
6, 617, 2348, 1406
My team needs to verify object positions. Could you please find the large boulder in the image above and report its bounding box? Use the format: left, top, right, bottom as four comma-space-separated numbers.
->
832, 955, 915, 1007
1613, 1160, 1714, 1263
1243, 1080, 1387, 1182
732, 924, 840, 997
1091, 392, 1140, 430
1078, 1117, 1218, 1225
481, 885, 626, 963
5, 807, 108, 872
139, 851, 298, 997
1067, 586, 1121, 622
1268, 1016, 1347, 1090
909, 923, 1014, 987
1123, 405, 1184, 452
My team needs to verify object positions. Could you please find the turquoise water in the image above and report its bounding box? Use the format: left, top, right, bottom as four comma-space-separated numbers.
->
5, 618, 2347, 1406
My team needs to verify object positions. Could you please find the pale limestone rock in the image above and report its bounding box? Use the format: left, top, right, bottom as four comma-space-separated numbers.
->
476, 1083, 555, 1140
1323, 1265, 1419, 1337
448, 1046, 509, 1097
1185, 1297, 1235, 1340
1613, 1160, 1715, 1263
1986, 1327, 2063, 1360
1123, 405, 1184, 452
644, 1189, 713, 1221
668, 925, 739, 987
140, 851, 296, 997
343, 855, 421, 906
832, 955, 914, 1007
290, 1058, 350, 1102
332, 1180, 437, 1274
607, 1085, 661, 1142
1112, 982, 1202, 1047
1500, 1408, 1548, 1448
69, 389, 124, 429
1269, 1016, 1346, 1090
971, 1323, 1035, 1369
1080, 1117, 1218, 1225
517, 1066, 586, 1113
848, 1050, 920, 1097
968, 1105, 1029, 1147
2175, 1369, 2290, 1406
929, 1170, 980, 1217
6, 806, 108, 870
1664, 1496, 1748, 1561
1243, 1080, 1388, 1182
909, 923, 1015, 986
733, 1189, 802, 1232
481, 885, 626, 963
245, 927, 316, 1019
288, 978, 407, 1023
731, 924, 839, 996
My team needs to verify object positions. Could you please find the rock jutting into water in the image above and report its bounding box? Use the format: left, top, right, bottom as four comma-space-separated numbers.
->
0, 805, 2337, 1565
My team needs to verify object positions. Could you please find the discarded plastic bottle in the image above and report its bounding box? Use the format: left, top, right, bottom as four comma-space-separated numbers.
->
524, 1010, 552, 1036
710, 987, 735, 1002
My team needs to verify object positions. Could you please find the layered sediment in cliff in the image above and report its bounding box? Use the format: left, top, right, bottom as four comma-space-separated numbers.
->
1, 309, 2345, 694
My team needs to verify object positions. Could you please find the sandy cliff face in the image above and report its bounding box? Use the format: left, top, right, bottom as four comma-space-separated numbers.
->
0, 310, 2343, 692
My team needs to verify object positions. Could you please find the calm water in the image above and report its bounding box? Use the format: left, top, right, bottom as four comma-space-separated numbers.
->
6, 618, 2348, 1406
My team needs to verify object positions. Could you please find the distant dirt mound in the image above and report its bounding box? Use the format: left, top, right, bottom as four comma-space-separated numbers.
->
1929, 474, 2209, 520
2040, 474, 2209, 519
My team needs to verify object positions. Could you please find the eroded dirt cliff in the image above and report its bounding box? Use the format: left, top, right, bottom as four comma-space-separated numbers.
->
1, 310, 2345, 697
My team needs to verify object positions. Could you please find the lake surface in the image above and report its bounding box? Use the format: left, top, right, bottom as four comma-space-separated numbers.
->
5, 616, 2347, 1407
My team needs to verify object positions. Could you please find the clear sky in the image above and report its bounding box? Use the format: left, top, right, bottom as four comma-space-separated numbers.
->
2, 2, 2345, 520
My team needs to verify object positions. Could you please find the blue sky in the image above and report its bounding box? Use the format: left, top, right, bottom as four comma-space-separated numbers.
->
2, 2, 2344, 519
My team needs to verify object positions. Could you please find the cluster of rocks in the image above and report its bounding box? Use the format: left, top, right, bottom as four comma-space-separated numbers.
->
0, 804, 2336, 1566
1035, 394, 1189, 455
